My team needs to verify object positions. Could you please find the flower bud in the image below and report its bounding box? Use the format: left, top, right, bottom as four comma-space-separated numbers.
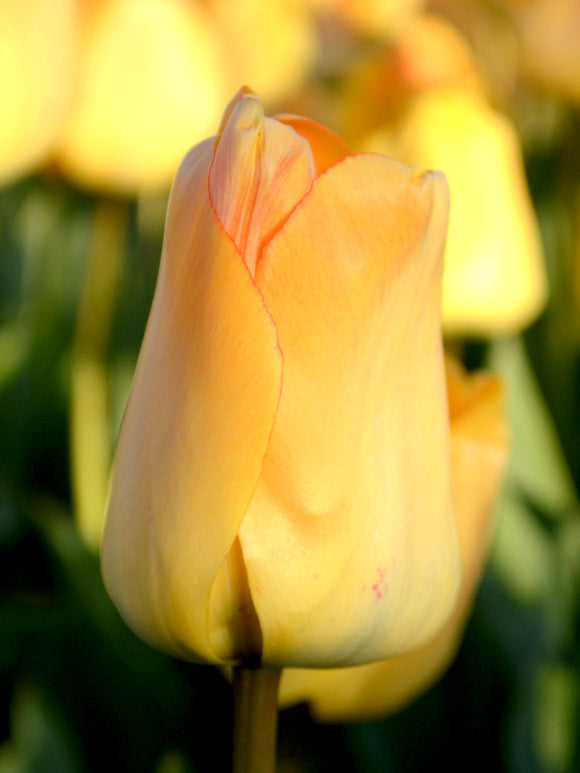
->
101, 89, 460, 668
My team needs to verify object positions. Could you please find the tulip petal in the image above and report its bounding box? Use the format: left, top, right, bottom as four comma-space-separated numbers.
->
101, 137, 283, 663
275, 115, 353, 175
210, 92, 316, 276
239, 153, 460, 667
216, 85, 255, 135
279, 356, 507, 720
445, 357, 507, 591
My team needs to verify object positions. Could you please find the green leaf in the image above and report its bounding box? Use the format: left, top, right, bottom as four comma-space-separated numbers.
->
491, 485, 558, 605
488, 337, 577, 516
0, 686, 84, 773
535, 663, 579, 773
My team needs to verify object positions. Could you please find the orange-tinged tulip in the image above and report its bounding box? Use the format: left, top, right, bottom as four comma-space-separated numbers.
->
0, 0, 77, 185
101, 89, 460, 668
279, 355, 508, 719
56, 0, 229, 193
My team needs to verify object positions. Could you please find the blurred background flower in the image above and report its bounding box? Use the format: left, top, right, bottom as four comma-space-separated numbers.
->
329, 13, 548, 336
55, 0, 230, 194
0, 0, 77, 186
1, 0, 579, 771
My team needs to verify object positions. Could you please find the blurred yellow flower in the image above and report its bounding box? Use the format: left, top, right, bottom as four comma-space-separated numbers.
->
56, 0, 230, 193
207, 0, 318, 105
365, 88, 548, 336
279, 354, 508, 720
53, 0, 319, 193
339, 14, 483, 141
101, 89, 460, 669
340, 15, 548, 336
0, 0, 77, 186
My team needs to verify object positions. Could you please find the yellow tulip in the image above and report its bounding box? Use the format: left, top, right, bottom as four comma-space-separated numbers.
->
101, 89, 460, 668
279, 355, 508, 720
364, 87, 547, 336
56, 0, 229, 193
340, 15, 548, 336
0, 0, 77, 186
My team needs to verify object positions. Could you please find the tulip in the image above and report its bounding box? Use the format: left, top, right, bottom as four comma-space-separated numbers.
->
101, 88, 460, 669
279, 355, 508, 720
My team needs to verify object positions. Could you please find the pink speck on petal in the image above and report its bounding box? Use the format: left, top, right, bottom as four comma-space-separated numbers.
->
372, 567, 387, 600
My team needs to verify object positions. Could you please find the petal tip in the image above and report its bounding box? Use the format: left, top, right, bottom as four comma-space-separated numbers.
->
218, 86, 262, 135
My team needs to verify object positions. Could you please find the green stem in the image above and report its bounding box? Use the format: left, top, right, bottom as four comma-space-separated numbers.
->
232, 666, 282, 773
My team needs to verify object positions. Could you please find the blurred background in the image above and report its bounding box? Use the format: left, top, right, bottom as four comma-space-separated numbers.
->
1, 0, 579, 770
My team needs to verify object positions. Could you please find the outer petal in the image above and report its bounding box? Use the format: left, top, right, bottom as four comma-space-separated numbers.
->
279, 357, 507, 720
240, 154, 460, 667
101, 138, 283, 663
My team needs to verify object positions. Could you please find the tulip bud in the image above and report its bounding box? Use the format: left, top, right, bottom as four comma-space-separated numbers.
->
101, 89, 460, 668
279, 355, 508, 719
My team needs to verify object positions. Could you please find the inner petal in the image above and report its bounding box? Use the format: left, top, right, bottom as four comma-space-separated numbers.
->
210, 92, 316, 276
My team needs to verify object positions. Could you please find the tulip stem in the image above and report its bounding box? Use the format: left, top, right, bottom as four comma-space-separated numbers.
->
232, 666, 282, 773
